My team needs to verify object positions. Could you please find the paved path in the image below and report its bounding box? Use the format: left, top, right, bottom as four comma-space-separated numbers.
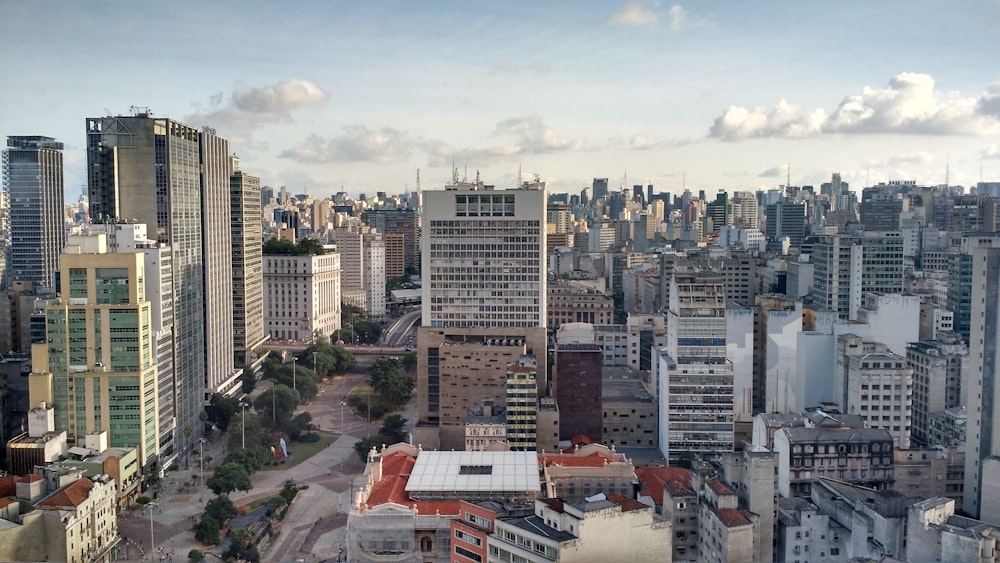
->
117, 357, 416, 563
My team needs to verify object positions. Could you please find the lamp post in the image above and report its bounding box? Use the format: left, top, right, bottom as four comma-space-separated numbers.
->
240, 402, 249, 449
147, 501, 158, 561
313, 351, 318, 379
198, 438, 206, 480
292, 356, 297, 391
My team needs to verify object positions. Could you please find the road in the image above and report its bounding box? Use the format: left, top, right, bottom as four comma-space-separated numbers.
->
117, 351, 415, 563
380, 309, 421, 347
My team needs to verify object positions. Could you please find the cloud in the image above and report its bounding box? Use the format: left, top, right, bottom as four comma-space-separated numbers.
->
282, 116, 585, 166
490, 60, 551, 75
612, 0, 659, 27
279, 126, 414, 164
980, 144, 1000, 160
709, 73, 1000, 141
667, 5, 687, 31
186, 79, 328, 134
758, 166, 785, 178
864, 151, 935, 167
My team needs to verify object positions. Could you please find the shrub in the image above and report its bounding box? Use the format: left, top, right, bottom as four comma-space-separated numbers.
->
298, 432, 320, 442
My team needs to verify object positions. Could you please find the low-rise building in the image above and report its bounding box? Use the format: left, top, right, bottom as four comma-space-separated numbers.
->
776, 496, 849, 562
773, 427, 895, 497
539, 442, 637, 503
893, 446, 965, 512
697, 480, 758, 563
906, 497, 1000, 563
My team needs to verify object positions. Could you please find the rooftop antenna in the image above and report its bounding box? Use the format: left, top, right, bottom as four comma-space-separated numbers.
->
945, 156, 950, 188
786, 163, 791, 193
623, 169, 628, 190
517, 161, 522, 188
451, 158, 459, 185
416, 168, 421, 195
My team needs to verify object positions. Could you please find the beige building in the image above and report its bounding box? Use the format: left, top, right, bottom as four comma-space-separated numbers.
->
697, 480, 758, 563
263, 250, 341, 341
539, 443, 637, 503
546, 281, 613, 327
906, 497, 1000, 563
0, 474, 119, 563
894, 446, 965, 512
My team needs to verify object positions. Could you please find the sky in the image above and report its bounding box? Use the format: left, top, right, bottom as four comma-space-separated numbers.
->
3, 1, 1000, 200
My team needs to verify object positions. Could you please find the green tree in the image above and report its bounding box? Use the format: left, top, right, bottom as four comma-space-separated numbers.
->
295, 237, 326, 255
380, 414, 408, 443
254, 384, 302, 426
330, 345, 355, 373
207, 463, 252, 495
204, 495, 238, 523
270, 364, 319, 402
188, 548, 205, 562
227, 412, 265, 451
401, 351, 417, 373
262, 238, 297, 255
369, 358, 414, 404
225, 528, 256, 561
353, 320, 383, 344
208, 394, 241, 432
193, 515, 220, 545
285, 411, 313, 440
353, 435, 393, 463
239, 365, 257, 394
331, 327, 356, 345
224, 446, 270, 474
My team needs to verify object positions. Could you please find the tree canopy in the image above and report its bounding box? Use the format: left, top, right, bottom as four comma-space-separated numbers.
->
253, 384, 301, 427
369, 358, 415, 405
206, 463, 253, 496
262, 237, 327, 256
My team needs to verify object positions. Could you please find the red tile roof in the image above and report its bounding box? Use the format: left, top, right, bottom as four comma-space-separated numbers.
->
540, 452, 617, 468
635, 467, 692, 505
541, 498, 565, 513
22, 474, 43, 483
381, 451, 416, 477
714, 508, 753, 528
707, 480, 735, 496
36, 478, 94, 509
366, 475, 409, 507
0, 498, 16, 508
560, 434, 594, 453
413, 501, 461, 516
0, 476, 23, 498
606, 493, 647, 512
665, 480, 695, 496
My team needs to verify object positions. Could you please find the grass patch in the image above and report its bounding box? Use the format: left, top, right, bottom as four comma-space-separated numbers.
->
258, 433, 336, 471
247, 497, 272, 510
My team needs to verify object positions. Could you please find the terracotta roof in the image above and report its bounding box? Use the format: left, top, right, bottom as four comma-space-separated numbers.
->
540, 452, 617, 468
606, 493, 647, 512
635, 467, 692, 505
665, 479, 695, 496
707, 480, 735, 496
560, 434, 594, 453
22, 474, 43, 483
381, 451, 416, 477
366, 475, 409, 507
0, 498, 16, 508
413, 501, 462, 515
0, 476, 23, 498
36, 478, 95, 509
714, 508, 753, 528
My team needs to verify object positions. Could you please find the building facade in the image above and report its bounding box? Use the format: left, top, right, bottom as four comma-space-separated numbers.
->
262, 251, 341, 342
230, 161, 267, 372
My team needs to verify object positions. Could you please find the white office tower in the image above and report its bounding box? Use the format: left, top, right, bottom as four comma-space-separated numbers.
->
657, 271, 734, 462
332, 227, 387, 317
964, 237, 1000, 524
415, 182, 548, 451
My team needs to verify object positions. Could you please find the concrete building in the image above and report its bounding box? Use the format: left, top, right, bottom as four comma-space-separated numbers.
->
758, 298, 803, 414
777, 496, 848, 563
85, 112, 229, 458
837, 336, 913, 449
2, 136, 65, 290
539, 442, 637, 502
773, 427, 895, 497
809, 232, 904, 320
506, 357, 539, 452
66, 442, 141, 513
416, 184, 548, 451
546, 281, 614, 327
810, 478, 915, 561
262, 249, 341, 341
5, 404, 67, 476
894, 446, 965, 512
726, 303, 755, 422
552, 326, 603, 442
331, 226, 386, 317
31, 242, 159, 466
657, 271, 734, 461
361, 208, 418, 275
765, 202, 806, 246
906, 497, 1000, 563
928, 406, 967, 447
0, 474, 119, 563
465, 402, 506, 451
602, 368, 657, 448
626, 312, 668, 372
490, 495, 669, 563
906, 336, 967, 446
964, 236, 1000, 523
697, 479, 758, 563
230, 161, 268, 374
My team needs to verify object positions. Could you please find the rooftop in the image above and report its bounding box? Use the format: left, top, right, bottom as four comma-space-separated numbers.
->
635, 466, 692, 505
36, 478, 95, 509
782, 427, 894, 444
707, 480, 735, 496
405, 451, 540, 495
714, 508, 753, 528
502, 515, 577, 543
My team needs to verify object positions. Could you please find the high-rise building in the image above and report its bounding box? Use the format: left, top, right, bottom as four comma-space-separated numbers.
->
765, 202, 805, 246
963, 236, 1000, 523
592, 178, 609, 200
657, 271, 734, 462
552, 325, 603, 442
809, 232, 904, 320
231, 159, 267, 373
906, 336, 967, 447
415, 184, 548, 450
32, 235, 159, 466
331, 226, 387, 317
361, 208, 418, 274
263, 250, 341, 341
505, 357, 538, 451
85, 112, 230, 459
2, 136, 65, 289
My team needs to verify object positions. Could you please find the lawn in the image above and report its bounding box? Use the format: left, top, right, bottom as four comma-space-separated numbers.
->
258, 432, 337, 471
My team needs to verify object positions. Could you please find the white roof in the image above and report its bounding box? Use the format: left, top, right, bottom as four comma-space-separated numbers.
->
405, 451, 540, 494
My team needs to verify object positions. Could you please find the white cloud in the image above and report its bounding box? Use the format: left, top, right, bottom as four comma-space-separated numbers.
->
758, 166, 785, 178
186, 79, 328, 134
279, 126, 414, 164
981, 144, 1000, 160
491, 115, 587, 153
490, 60, 551, 75
864, 151, 935, 167
612, 0, 659, 27
667, 5, 687, 31
709, 73, 1000, 141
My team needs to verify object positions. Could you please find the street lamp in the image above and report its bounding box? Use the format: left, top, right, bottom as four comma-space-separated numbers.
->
146, 501, 159, 561
292, 356, 297, 391
313, 351, 318, 379
239, 402, 249, 449
198, 438, 206, 480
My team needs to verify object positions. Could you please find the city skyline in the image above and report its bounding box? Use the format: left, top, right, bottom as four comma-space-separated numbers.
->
3, 1, 1000, 198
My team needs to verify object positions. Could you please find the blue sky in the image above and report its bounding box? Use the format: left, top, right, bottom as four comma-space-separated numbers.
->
3, 1, 1000, 199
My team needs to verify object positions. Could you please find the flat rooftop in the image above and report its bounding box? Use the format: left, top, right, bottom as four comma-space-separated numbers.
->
405, 451, 540, 495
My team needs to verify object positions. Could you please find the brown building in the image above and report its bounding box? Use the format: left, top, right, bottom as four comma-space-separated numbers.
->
361, 208, 417, 274
383, 232, 406, 279
553, 343, 603, 442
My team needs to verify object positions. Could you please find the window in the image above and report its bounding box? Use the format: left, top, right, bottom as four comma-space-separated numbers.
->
421, 537, 433, 552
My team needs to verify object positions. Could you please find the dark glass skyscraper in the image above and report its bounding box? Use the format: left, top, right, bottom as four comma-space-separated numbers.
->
2, 136, 65, 289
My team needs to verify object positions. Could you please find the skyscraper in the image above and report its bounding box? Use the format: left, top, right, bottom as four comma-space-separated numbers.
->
231, 158, 266, 373
2, 136, 65, 289
415, 183, 548, 450
86, 111, 233, 462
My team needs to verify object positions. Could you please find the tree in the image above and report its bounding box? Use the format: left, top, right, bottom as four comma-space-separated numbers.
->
204, 495, 238, 523
270, 364, 319, 402
188, 548, 205, 562
225, 528, 257, 561
380, 414, 408, 443
193, 515, 220, 544
285, 411, 313, 440
331, 327, 356, 345
227, 412, 265, 451
254, 384, 301, 427
353, 435, 392, 463
353, 320, 383, 344
330, 345, 355, 373
240, 365, 257, 394
207, 463, 252, 495
224, 447, 270, 474
208, 394, 241, 431
401, 351, 417, 373
369, 358, 414, 404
